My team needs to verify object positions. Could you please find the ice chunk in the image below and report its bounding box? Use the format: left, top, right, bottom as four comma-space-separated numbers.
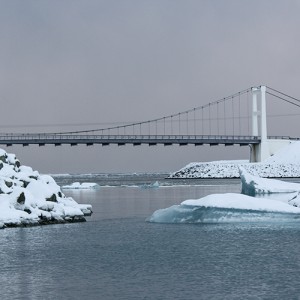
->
140, 181, 160, 189
239, 167, 300, 196
61, 182, 100, 189
147, 193, 300, 224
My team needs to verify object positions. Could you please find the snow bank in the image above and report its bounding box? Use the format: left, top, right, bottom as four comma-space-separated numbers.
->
147, 193, 300, 224
62, 182, 100, 190
0, 149, 92, 229
265, 141, 300, 164
169, 141, 300, 178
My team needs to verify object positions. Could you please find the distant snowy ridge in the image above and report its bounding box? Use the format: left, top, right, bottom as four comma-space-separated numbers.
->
169, 141, 300, 178
0, 149, 92, 229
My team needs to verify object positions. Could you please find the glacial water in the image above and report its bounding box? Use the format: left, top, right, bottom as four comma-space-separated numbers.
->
1, 174, 300, 299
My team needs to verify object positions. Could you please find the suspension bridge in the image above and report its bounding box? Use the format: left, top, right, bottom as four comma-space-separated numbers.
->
1, 85, 300, 162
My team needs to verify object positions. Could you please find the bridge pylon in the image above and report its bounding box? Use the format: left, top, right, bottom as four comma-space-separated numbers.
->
250, 85, 290, 162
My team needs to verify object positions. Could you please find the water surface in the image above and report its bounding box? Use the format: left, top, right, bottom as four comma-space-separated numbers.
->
0, 174, 300, 299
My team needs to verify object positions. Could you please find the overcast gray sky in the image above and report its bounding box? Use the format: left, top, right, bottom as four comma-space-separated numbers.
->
1, 0, 300, 173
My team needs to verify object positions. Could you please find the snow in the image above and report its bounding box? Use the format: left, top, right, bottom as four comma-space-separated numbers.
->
0, 149, 92, 229
182, 194, 300, 213
62, 182, 100, 190
169, 141, 300, 178
265, 141, 300, 164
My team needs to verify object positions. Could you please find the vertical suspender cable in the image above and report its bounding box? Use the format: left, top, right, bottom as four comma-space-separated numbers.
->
202, 108, 204, 135
217, 102, 219, 135
238, 93, 241, 135
247, 90, 250, 135
193, 108, 196, 135
232, 96, 234, 136
224, 99, 226, 135
186, 112, 188, 135
209, 103, 211, 135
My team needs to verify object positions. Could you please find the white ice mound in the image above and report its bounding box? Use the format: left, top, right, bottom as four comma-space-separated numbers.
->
240, 167, 300, 195
0, 149, 92, 228
62, 182, 100, 190
264, 141, 300, 164
147, 193, 300, 224
182, 194, 300, 213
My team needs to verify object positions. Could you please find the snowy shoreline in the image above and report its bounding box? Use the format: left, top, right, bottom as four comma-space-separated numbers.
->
169, 142, 300, 179
0, 149, 92, 229
169, 162, 300, 179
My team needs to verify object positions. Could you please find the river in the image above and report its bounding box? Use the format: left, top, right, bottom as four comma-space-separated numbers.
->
0, 173, 300, 299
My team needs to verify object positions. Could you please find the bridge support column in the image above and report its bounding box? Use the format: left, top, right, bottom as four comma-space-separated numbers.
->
250, 85, 270, 162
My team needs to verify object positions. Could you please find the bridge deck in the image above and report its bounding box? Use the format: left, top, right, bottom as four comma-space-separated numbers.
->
0, 134, 267, 146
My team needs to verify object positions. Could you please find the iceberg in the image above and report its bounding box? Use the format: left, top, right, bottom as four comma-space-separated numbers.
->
240, 167, 300, 196
62, 182, 100, 190
147, 193, 300, 224
0, 149, 92, 229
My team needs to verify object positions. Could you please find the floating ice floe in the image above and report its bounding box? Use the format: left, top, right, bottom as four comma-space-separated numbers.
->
239, 167, 300, 207
140, 181, 160, 189
62, 182, 100, 190
240, 167, 300, 195
147, 193, 300, 224
149, 169, 300, 224
0, 149, 92, 229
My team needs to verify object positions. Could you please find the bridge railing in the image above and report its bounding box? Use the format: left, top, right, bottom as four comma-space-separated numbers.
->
0, 134, 297, 146
0, 134, 261, 141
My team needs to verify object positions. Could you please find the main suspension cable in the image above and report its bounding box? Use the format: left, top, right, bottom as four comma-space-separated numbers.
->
266, 91, 300, 108
267, 86, 300, 103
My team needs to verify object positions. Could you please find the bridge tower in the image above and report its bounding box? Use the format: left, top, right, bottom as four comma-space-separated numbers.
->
250, 85, 290, 162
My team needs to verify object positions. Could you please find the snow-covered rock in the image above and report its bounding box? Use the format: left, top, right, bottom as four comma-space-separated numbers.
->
0, 149, 92, 229
62, 182, 100, 190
